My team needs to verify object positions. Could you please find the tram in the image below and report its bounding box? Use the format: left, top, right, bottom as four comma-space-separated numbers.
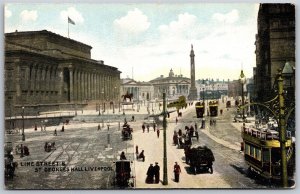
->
208, 100, 218, 117
241, 124, 295, 180
195, 101, 205, 118
167, 96, 187, 110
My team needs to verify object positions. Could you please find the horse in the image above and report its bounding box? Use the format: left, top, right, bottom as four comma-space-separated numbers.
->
121, 93, 133, 102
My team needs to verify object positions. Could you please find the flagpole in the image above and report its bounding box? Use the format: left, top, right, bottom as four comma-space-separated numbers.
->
68, 18, 69, 38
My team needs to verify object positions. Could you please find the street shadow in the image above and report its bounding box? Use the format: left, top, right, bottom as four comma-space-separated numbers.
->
184, 166, 210, 175
230, 164, 246, 175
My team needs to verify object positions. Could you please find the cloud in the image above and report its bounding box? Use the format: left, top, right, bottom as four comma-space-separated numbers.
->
60, 7, 84, 24
159, 13, 198, 39
114, 8, 150, 34
212, 9, 239, 24
20, 10, 38, 22
5, 6, 12, 18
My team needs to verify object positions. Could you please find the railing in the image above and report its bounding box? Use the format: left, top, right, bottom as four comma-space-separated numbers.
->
242, 126, 292, 141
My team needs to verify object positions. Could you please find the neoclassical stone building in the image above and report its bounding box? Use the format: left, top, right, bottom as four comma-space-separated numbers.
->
149, 69, 190, 99
121, 78, 154, 102
5, 30, 121, 116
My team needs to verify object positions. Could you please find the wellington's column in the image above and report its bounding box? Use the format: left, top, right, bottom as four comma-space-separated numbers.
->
188, 44, 198, 100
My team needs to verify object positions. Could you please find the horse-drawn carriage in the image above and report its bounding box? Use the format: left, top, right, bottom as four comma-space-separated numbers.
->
15, 144, 30, 156
184, 145, 215, 174
122, 123, 133, 140
114, 160, 135, 188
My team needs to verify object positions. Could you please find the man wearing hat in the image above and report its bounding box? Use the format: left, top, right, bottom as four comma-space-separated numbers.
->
153, 162, 160, 184
173, 162, 181, 182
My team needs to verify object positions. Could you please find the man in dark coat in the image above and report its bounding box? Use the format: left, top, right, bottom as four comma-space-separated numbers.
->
153, 162, 160, 184
173, 162, 181, 182
120, 151, 127, 160
142, 124, 145, 133
146, 164, 154, 183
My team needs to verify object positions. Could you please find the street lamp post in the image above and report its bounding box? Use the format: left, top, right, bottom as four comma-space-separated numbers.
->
277, 71, 288, 187
162, 92, 168, 185
239, 70, 246, 125
21, 106, 25, 141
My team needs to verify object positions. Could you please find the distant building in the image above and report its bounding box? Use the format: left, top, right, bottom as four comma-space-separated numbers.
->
121, 78, 154, 102
254, 3, 295, 102
196, 79, 228, 101
149, 69, 191, 99
5, 30, 121, 116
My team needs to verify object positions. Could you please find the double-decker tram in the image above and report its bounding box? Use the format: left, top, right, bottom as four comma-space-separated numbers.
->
208, 100, 218, 117
195, 101, 205, 118
241, 124, 295, 181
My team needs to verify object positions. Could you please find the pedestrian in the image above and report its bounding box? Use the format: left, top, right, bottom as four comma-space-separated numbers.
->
220, 109, 223, 115
138, 150, 145, 162
54, 129, 57, 136
176, 117, 178, 125
178, 129, 182, 136
157, 128, 160, 138
147, 124, 150, 133
153, 123, 156, 132
146, 164, 154, 183
132, 115, 135, 122
61, 125, 64, 132
173, 162, 181, 182
98, 124, 101, 131
120, 151, 127, 160
153, 162, 160, 184
34, 124, 37, 131
136, 145, 139, 155
142, 124, 145, 133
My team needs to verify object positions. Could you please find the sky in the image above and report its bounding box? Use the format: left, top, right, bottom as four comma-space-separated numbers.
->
5, 3, 259, 82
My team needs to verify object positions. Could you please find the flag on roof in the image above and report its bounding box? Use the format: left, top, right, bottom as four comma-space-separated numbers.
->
68, 17, 75, 25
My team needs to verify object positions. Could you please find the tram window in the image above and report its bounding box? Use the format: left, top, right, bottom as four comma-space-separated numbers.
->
263, 149, 270, 162
255, 149, 262, 161
245, 144, 250, 155
250, 146, 255, 157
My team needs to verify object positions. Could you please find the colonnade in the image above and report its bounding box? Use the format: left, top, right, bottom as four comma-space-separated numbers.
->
14, 62, 120, 104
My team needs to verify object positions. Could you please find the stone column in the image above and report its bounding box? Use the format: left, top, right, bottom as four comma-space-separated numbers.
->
57, 67, 64, 100
92, 73, 95, 100
69, 68, 73, 102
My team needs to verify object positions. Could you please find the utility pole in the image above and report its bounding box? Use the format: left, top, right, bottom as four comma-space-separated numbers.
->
163, 93, 168, 185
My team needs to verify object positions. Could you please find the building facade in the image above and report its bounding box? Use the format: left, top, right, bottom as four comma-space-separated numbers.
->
150, 69, 190, 99
121, 78, 154, 102
5, 30, 121, 116
196, 79, 229, 101
254, 4, 295, 102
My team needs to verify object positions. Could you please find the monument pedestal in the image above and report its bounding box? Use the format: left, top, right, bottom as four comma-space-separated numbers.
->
188, 87, 198, 101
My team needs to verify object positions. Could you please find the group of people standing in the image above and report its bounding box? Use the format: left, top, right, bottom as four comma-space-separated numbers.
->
141, 123, 160, 138
146, 162, 160, 184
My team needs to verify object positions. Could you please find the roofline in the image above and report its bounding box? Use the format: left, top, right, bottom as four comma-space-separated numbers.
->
5, 30, 92, 49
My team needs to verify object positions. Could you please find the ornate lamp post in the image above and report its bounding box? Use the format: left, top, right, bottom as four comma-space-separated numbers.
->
21, 106, 25, 141
162, 92, 168, 185
239, 70, 246, 124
